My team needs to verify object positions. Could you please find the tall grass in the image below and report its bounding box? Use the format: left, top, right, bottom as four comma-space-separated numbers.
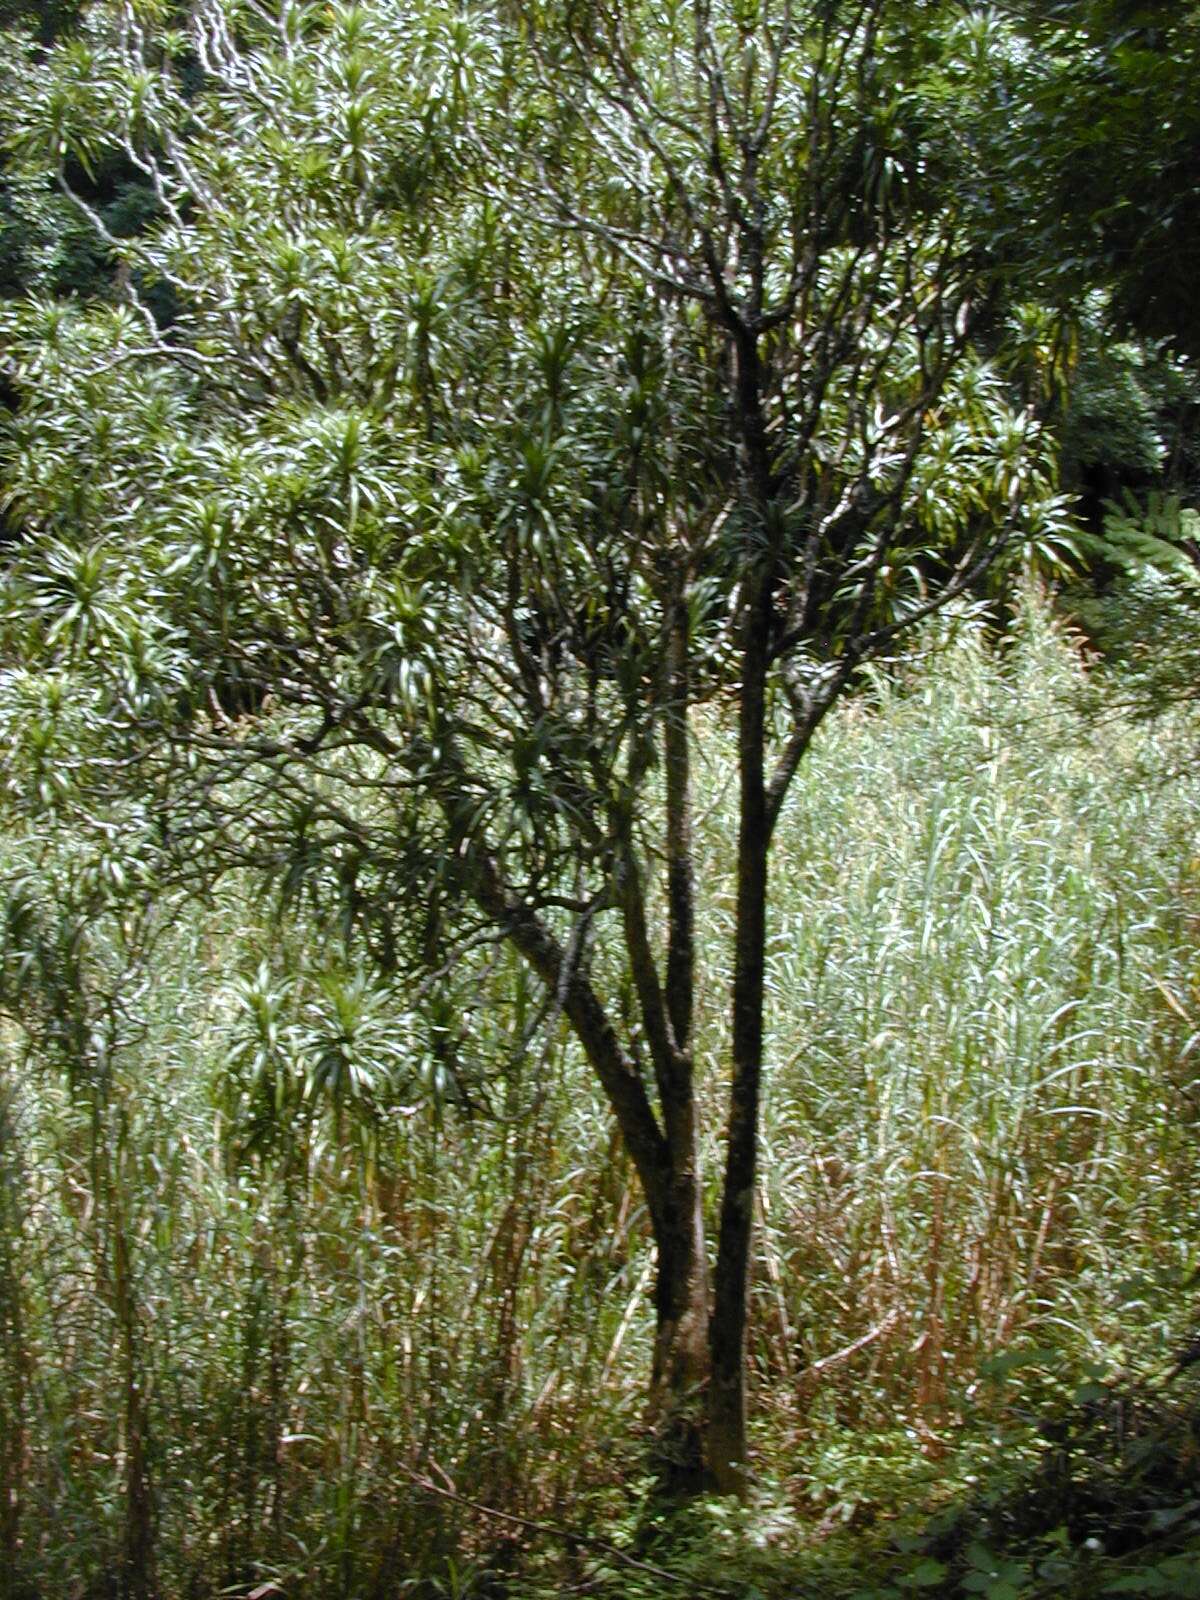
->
738, 599, 1200, 1441
1, 594, 1197, 1596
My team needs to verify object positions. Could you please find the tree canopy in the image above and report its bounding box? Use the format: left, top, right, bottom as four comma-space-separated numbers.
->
0, 0, 1186, 1507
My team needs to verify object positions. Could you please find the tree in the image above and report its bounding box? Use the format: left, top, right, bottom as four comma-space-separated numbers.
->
984, 0, 1200, 362
0, 0, 1065, 1492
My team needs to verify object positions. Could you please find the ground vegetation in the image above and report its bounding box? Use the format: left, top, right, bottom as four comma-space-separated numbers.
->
0, 0, 1198, 1593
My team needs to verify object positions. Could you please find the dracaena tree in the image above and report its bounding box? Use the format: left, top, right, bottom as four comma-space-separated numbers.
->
0, 0, 1066, 1491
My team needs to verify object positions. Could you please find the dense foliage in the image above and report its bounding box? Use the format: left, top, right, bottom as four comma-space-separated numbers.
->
2, 606, 1199, 1597
0, 0, 1198, 1593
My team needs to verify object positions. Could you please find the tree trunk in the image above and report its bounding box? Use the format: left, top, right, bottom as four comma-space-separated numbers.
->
707, 635, 769, 1495
708, 326, 774, 1496
643, 565, 714, 1491
647, 1094, 711, 1495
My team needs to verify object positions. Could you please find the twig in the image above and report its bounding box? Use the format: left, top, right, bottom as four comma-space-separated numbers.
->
799, 1308, 902, 1389
395, 1464, 729, 1594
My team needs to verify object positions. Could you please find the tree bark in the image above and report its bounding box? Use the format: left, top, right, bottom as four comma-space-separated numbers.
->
708, 326, 775, 1496
648, 1146, 711, 1494
707, 619, 769, 1495
458, 720, 716, 1491
644, 575, 712, 1491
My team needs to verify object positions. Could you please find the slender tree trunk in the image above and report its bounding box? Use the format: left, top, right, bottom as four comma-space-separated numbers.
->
643, 563, 713, 1489
649, 1152, 713, 1484
708, 326, 775, 1495
707, 623, 769, 1495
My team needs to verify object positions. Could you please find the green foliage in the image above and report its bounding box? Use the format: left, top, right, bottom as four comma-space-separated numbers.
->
1094, 491, 1200, 582
990, 1, 1200, 360
0, 0, 1196, 1580
0, 12, 1069, 1281
1059, 314, 1200, 494
0, 600, 1198, 1593
1071, 490, 1200, 725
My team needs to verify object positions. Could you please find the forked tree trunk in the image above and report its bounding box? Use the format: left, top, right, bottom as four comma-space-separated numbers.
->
459, 519, 767, 1497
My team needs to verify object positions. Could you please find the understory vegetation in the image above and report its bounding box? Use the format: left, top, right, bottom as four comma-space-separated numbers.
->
3, 597, 1199, 1598
3, 0, 1200, 1589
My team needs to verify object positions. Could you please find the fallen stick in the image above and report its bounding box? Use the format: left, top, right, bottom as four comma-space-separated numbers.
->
395, 1462, 729, 1594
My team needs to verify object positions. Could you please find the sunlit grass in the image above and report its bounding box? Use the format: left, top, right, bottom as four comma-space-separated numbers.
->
1, 594, 1198, 1595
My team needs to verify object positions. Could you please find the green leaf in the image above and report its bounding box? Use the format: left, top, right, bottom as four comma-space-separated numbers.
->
899, 1560, 948, 1590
